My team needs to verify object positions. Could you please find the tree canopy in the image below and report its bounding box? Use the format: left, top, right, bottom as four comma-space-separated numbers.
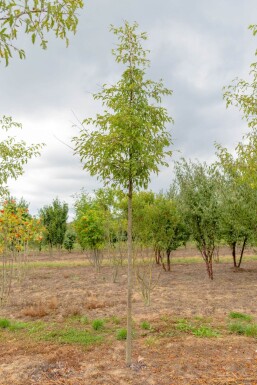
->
223, 24, 257, 129
0, 116, 44, 196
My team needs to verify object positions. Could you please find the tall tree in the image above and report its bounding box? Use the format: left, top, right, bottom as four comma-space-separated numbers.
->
73, 22, 173, 365
0, 0, 84, 65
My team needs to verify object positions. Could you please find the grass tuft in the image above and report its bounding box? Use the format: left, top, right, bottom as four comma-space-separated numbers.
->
116, 328, 127, 340
92, 319, 104, 330
140, 321, 151, 330
192, 326, 219, 338
229, 322, 257, 337
0, 318, 11, 329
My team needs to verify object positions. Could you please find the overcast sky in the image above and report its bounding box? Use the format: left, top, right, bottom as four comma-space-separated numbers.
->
1, 0, 256, 218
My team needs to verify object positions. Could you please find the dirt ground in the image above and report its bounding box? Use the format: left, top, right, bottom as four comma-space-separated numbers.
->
0, 247, 257, 385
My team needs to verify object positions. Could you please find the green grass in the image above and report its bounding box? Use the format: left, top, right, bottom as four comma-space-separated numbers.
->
175, 318, 219, 337
192, 325, 220, 337
229, 312, 253, 321
43, 328, 103, 345
0, 318, 11, 329
227, 311, 257, 338
175, 319, 193, 332
0, 318, 27, 330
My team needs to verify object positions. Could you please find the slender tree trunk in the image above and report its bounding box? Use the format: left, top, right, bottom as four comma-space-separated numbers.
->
237, 237, 247, 268
166, 250, 171, 272
155, 247, 160, 265
202, 248, 214, 280
231, 241, 237, 268
126, 179, 133, 366
158, 251, 167, 271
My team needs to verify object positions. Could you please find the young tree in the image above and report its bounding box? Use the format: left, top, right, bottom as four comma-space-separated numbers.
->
175, 159, 221, 280
74, 193, 106, 270
0, 198, 44, 304
39, 197, 68, 252
0, 0, 84, 65
73, 22, 173, 365
63, 228, 76, 253
150, 194, 189, 271
223, 25, 256, 129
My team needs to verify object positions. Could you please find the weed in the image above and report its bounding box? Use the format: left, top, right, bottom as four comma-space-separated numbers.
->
116, 328, 127, 340
229, 312, 253, 322
92, 319, 104, 330
140, 321, 151, 330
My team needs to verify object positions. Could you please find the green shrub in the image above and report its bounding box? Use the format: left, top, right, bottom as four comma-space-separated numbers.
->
116, 328, 127, 340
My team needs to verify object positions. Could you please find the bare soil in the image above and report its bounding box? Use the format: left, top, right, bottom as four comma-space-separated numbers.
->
0, 247, 257, 385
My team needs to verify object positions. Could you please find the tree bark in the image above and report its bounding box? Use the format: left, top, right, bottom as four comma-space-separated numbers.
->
126, 179, 133, 366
